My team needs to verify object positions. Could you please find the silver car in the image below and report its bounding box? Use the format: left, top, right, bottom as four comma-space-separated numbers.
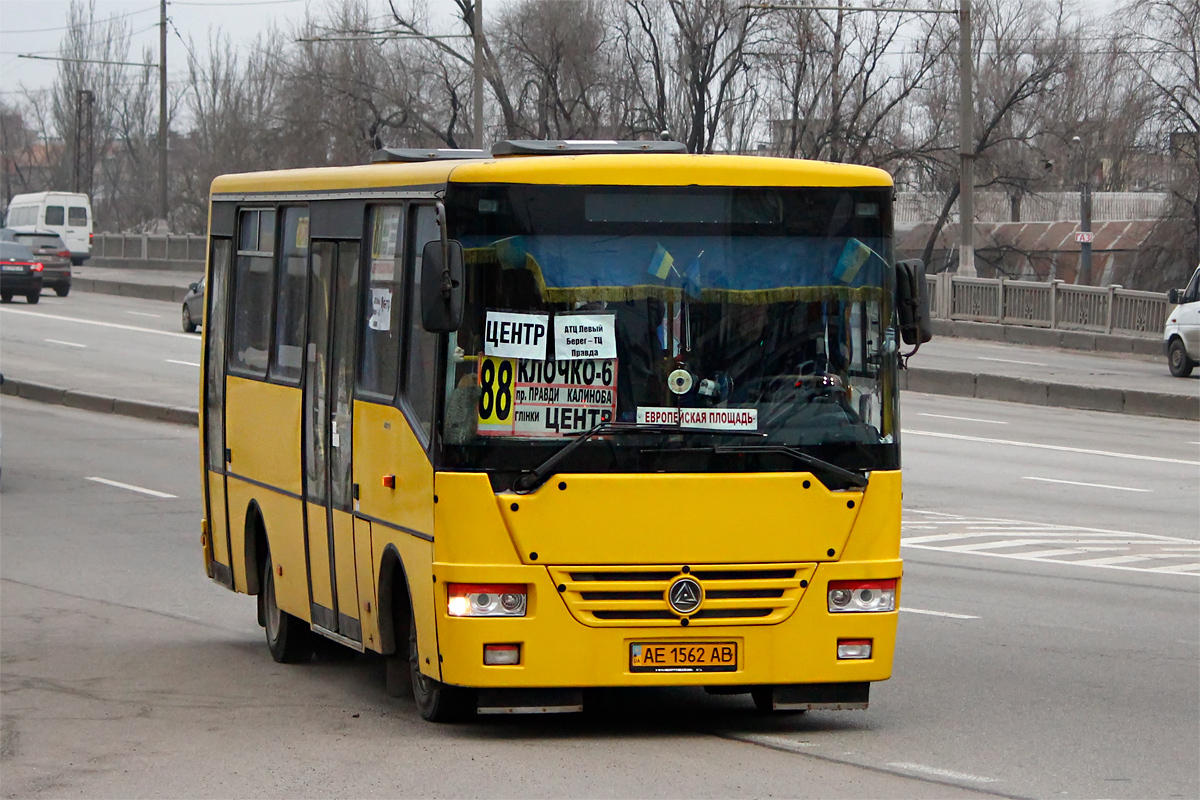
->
182, 278, 204, 332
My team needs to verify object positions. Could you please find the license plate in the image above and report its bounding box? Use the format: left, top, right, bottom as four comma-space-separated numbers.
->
630, 641, 737, 673
1, 264, 24, 272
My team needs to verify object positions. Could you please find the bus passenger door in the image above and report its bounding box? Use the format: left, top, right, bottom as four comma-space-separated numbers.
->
303, 238, 363, 645
203, 236, 234, 587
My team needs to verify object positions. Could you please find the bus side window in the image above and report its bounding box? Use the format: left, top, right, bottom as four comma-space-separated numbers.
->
403, 204, 441, 442
359, 205, 404, 400
228, 208, 277, 379
269, 207, 309, 384
44, 206, 65, 226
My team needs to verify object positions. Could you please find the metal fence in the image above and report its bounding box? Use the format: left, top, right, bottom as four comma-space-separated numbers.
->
926, 272, 1168, 337
93, 233, 207, 262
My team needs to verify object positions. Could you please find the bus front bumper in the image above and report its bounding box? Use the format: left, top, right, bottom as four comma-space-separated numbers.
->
432, 559, 901, 690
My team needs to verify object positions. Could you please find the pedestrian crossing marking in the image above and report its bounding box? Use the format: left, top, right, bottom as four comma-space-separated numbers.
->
902, 510, 1200, 576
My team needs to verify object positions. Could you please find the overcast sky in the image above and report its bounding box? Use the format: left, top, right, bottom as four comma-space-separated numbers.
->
0, 0, 474, 98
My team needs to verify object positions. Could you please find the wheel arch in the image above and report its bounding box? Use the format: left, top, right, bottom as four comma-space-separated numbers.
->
243, 499, 267, 596
376, 544, 413, 656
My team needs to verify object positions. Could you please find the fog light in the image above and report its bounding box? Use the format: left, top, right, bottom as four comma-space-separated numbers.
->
484, 644, 521, 665
448, 584, 527, 617
837, 639, 872, 660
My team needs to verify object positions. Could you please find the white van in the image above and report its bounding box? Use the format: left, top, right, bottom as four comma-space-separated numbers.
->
4, 191, 93, 264
1164, 264, 1200, 378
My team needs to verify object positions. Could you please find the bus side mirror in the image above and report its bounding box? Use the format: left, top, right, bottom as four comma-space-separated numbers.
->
421, 239, 464, 332
1168, 288, 1180, 305
896, 259, 933, 347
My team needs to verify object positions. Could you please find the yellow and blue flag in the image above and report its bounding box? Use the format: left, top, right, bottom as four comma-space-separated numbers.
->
647, 244, 674, 280
834, 238, 877, 284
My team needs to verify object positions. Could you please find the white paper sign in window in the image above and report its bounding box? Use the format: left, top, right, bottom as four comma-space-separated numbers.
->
636, 406, 758, 431
554, 313, 616, 361
368, 288, 392, 331
484, 311, 550, 360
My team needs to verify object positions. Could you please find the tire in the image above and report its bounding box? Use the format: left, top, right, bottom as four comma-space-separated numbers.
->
182, 303, 197, 333
259, 551, 314, 664
410, 614, 474, 721
26, 291, 39, 304
0, 294, 12, 303
55, 284, 70, 297
1168, 338, 1194, 378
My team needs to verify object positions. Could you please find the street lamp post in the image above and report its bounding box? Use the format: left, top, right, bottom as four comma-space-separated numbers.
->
1072, 134, 1093, 285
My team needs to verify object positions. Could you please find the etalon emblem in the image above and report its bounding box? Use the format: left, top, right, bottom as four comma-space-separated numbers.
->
667, 577, 703, 615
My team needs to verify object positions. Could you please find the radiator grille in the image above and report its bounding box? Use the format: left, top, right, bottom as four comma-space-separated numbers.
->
548, 563, 815, 627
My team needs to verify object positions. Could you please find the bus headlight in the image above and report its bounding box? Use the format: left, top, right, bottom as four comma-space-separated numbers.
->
447, 584, 527, 617
827, 580, 896, 613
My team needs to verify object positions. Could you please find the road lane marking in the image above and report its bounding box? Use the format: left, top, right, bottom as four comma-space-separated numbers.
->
901, 607, 980, 619
977, 356, 1046, 366
917, 413, 1007, 425
0, 308, 198, 340
902, 429, 1200, 466
126, 311, 160, 318
44, 338, 87, 348
166, 358, 200, 367
85, 476, 176, 499
904, 510, 1199, 576
1023, 476, 1151, 492
887, 762, 996, 784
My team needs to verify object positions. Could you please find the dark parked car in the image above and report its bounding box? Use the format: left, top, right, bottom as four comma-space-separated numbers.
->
10, 231, 72, 296
182, 278, 204, 332
0, 241, 44, 303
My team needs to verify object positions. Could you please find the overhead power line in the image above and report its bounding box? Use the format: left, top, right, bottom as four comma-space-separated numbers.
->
1, 4, 159, 34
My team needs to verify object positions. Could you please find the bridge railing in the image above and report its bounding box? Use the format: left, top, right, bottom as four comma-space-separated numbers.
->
93, 233, 207, 263
926, 273, 1168, 337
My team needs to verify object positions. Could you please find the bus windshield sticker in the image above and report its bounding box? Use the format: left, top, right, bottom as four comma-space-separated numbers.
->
637, 407, 758, 432
368, 288, 392, 331
370, 258, 394, 281
553, 313, 616, 361
477, 355, 618, 437
484, 310, 550, 360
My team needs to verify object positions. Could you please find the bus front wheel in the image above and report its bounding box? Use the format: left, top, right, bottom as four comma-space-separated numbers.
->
260, 551, 314, 664
410, 616, 474, 722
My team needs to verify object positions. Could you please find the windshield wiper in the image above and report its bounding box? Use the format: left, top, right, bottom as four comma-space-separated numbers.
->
511, 421, 760, 493
666, 444, 869, 488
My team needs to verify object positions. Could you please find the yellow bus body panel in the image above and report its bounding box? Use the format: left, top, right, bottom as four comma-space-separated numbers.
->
206, 471, 231, 566
331, 509, 360, 627
495, 473, 864, 565
305, 502, 335, 611
432, 469, 902, 688
352, 517, 380, 649
353, 400, 440, 674
224, 377, 303, 495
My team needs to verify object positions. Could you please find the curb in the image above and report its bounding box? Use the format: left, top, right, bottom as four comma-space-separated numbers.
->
1, 377, 199, 426
900, 368, 1199, 421
71, 277, 191, 303
4, 371, 1195, 426
930, 319, 1163, 357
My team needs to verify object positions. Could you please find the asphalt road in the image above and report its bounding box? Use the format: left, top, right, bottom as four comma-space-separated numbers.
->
917, 336, 1197, 396
1, 394, 1196, 799
0, 292, 202, 409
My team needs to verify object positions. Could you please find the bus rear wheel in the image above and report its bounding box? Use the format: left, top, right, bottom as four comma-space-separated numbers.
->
409, 615, 474, 722
260, 551, 314, 664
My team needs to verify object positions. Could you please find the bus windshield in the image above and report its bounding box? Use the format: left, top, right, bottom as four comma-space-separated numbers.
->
441, 183, 899, 486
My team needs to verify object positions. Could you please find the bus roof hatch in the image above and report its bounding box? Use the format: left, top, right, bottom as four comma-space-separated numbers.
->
490, 140, 688, 157
371, 148, 489, 163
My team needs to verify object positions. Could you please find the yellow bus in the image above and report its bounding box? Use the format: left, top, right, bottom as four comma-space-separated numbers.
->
199, 140, 931, 721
